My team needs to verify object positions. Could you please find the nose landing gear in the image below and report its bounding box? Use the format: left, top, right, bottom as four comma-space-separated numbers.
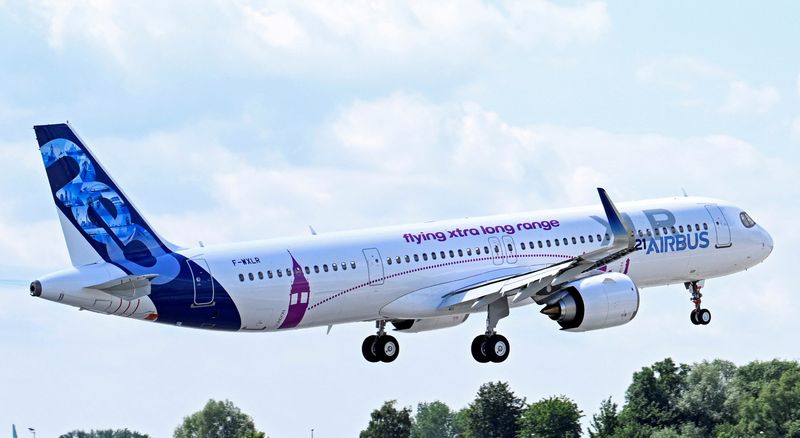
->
686, 281, 711, 325
362, 320, 399, 363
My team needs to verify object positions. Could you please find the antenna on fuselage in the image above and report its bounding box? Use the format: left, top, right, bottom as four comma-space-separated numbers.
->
681, 187, 689, 197
309, 225, 318, 236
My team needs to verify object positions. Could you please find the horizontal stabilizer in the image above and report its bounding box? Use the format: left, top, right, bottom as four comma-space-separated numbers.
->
88, 274, 158, 301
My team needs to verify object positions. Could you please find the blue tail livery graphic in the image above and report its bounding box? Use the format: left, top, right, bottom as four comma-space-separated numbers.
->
35, 123, 242, 330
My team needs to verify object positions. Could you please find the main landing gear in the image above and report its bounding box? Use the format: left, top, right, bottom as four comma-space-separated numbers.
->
471, 298, 511, 363
362, 320, 399, 363
686, 280, 711, 326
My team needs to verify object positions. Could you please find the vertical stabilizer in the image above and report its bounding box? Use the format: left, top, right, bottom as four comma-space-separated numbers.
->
34, 123, 180, 277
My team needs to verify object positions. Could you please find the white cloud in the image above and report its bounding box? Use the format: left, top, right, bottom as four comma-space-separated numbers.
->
21, 0, 610, 76
637, 56, 780, 115
792, 116, 800, 142
720, 80, 780, 115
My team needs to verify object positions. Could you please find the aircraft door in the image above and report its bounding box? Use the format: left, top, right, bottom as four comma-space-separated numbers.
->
704, 205, 732, 248
502, 235, 518, 264
488, 237, 503, 265
187, 258, 215, 307
362, 248, 385, 285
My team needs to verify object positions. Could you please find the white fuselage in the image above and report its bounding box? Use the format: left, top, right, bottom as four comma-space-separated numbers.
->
37, 195, 770, 332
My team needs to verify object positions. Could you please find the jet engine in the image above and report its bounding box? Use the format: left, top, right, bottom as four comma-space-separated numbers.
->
541, 272, 639, 332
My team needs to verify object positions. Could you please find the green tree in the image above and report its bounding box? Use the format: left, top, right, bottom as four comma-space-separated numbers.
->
725, 364, 800, 437
412, 401, 455, 438
173, 399, 265, 438
466, 381, 525, 438
517, 395, 582, 438
619, 358, 689, 431
452, 407, 473, 438
360, 400, 413, 438
59, 430, 150, 438
677, 359, 737, 434
588, 397, 619, 438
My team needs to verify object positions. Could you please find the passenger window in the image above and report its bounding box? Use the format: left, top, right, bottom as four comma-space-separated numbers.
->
563, 238, 568, 245
458, 249, 463, 257
538, 241, 543, 248
423, 253, 428, 261
507, 243, 513, 252
342, 262, 347, 270
596, 234, 602, 242
662, 227, 667, 235
703, 223, 708, 230
546, 240, 551, 247
396, 256, 401, 264
277, 270, 283, 278
637, 230, 643, 237
475, 247, 481, 255
238, 273, 245, 282
494, 246, 500, 253
314, 265, 320, 273
521, 242, 526, 250
466, 248, 472, 256
405, 255, 411, 263
604, 233, 610, 241
351, 261, 356, 269
287, 268, 292, 277
258, 272, 264, 280
323, 264, 329, 272
431, 252, 437, 260
670, 226, 677, 234
687, 224, 693, 232
484, 246, 490, 254
268, 270, 273, 279
554, 239, 560, 246
414, 254, 420, 262
387, 257, 392, 265
654, 228, 660, 236
305, 266, 311, 274
449, 250, 455, 258
332, 263, 338, 271
571, 237, 577, 244
678, 225, 684, 233
440, 251, 446, 259
248, 273, 254, 281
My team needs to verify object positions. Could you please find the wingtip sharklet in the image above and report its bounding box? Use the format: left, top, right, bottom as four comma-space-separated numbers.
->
597, 187, 634, 247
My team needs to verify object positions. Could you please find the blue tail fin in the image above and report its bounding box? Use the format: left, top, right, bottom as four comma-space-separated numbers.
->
35, 123, 180, 274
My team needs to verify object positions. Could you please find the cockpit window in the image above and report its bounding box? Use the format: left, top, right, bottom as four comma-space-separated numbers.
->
740, 211, 756, 228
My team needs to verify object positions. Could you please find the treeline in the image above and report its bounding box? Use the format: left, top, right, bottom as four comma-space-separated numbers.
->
360, 358, 800, 438
55, 357, 800, 438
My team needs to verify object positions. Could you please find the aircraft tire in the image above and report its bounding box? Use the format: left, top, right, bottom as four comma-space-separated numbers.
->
486, 334, 510, 363
471, 335, 490, 363
690, 310, 699, 325
362, 335, 380, 362
377, 335, 399, 363
698, 309, 711, 325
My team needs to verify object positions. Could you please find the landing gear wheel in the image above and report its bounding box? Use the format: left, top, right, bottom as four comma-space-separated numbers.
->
361, 335, 379, 363
486, 334, 510, 363
471, 335, 490, 363
690, 310, 700, 325
697, 308, 711, 325
376, 335, 399, 362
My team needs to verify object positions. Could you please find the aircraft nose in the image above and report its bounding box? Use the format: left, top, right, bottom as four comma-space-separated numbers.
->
761, 226, 773, 257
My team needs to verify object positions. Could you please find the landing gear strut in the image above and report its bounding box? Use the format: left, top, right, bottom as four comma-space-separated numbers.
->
471, 298, 511, 363
686, 281, 711, 326
362, 320, 399, 363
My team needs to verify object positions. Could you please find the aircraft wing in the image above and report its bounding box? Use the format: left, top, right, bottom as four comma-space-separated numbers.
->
438, 188, 637, 313
87, 274, 158, 301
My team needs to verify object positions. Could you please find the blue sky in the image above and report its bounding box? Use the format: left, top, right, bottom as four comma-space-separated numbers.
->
1, 1, 799, 436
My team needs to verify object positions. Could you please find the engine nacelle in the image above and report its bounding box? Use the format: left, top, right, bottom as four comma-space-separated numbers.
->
391, 314, 469, 333
541, 272, 639, 332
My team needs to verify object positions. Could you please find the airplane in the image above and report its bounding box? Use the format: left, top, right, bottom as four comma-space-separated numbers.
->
28, 123, 773, 363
